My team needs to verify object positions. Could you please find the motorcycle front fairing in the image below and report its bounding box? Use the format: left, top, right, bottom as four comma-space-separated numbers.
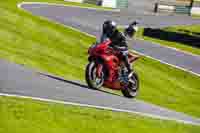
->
88, 40, 111, 56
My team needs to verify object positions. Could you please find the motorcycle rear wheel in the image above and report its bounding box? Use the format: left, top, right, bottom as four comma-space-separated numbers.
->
121, 72, 139, 98
85, 61, 104, 90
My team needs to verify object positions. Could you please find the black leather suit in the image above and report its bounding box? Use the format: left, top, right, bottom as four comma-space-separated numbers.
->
100, 29, 132, 73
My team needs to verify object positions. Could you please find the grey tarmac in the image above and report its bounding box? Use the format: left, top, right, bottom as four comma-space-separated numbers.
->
1, 59, 200, 125
21, 3, 200, 76
0, 2, 200, 126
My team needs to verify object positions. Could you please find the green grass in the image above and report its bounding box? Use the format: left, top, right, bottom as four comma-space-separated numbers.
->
0, 0, 97, 80
134, 55, 200, 118
0, 0, 200, 119
192, 15, 200, 19
135, 25, 200, 55
5, 0, 112, 10
1, 96, 200, 133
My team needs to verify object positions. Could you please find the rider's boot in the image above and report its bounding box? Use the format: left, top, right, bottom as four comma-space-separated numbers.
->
128, 71, 133, 78
124, 59, 133, 79
126, 64, 135, 84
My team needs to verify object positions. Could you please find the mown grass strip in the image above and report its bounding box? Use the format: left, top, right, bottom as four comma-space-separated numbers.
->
0, 96, 200, 133
135, 25, 200, 56
0, 0, 200, 118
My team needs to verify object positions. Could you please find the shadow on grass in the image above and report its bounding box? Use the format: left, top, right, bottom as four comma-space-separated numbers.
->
39, 73, 122, 97
143, 28, 200, 48
178, 29, 200, 37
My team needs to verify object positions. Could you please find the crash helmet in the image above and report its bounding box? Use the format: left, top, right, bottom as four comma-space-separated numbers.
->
102, 20, 117, 37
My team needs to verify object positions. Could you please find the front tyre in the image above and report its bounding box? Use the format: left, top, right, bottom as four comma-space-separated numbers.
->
121, 72, 139, 98
85, 61, 104, 90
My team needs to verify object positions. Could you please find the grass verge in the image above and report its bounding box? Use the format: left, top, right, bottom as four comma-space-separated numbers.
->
0, 0, 200, 118
7, 0, 112, 10
0, 96, 200, 133
135, 25, 200, 55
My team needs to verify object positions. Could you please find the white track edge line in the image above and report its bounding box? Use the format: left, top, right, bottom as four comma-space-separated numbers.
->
18, 2, 200, 77
131, 50, 200, 77
137, 38, 200, 58
15, 2, 200, 125
17, 2, 96, 38
0, 93, 199, 125
17, 2, 120, 12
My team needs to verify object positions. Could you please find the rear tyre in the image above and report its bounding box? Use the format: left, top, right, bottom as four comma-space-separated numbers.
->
85, 61, 104, 90
121, 72, 139, 98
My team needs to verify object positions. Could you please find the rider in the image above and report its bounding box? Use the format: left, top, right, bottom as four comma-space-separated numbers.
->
100, 20, 138, 77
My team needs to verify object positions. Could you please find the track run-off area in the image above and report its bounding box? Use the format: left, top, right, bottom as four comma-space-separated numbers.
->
1, 2, 200, 125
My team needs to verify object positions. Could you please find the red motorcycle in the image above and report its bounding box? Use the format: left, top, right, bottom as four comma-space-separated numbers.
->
85, 39, 140, 98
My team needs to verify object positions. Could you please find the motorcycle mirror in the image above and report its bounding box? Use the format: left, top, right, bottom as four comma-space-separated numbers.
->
130, 21, 139, 26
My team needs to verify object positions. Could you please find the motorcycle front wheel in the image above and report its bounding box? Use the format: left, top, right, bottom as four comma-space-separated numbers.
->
121, 72, 139, 98
85, 61, 104, 90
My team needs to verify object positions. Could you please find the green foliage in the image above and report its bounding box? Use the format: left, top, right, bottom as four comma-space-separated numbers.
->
136, 25, 200, 55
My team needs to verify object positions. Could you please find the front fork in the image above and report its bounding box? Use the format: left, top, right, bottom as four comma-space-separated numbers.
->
89, 56, 104, 79
96, 64, 103, 78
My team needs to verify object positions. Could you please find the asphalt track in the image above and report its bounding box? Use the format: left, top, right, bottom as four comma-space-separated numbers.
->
0, 2, 200, 125
21, 3, 200, 76
1, 59, 200, 125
